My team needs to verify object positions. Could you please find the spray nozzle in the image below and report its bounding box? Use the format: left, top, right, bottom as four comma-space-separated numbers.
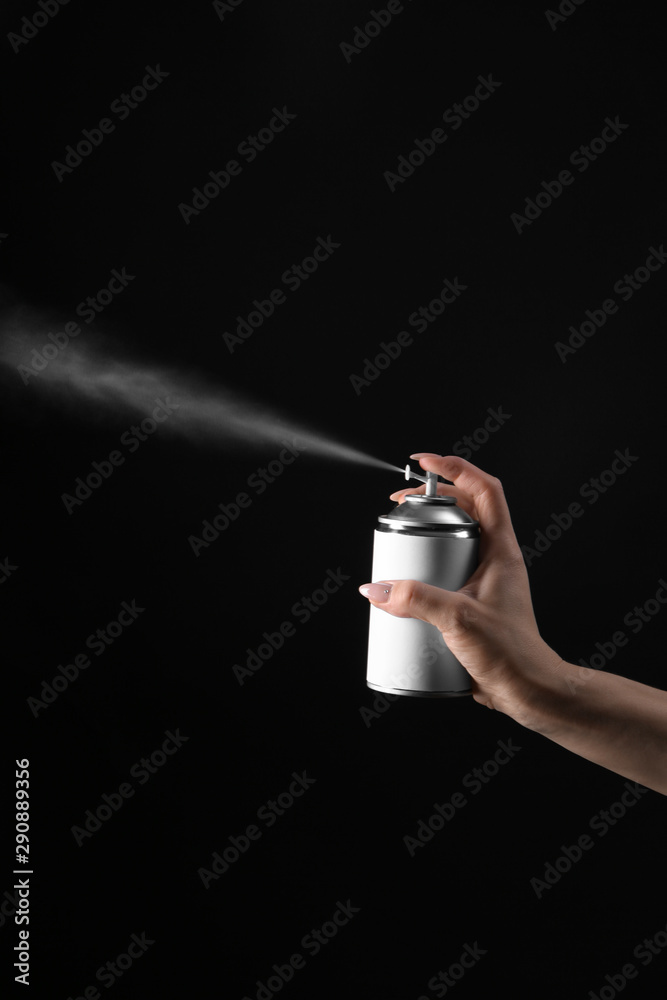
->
404, 464, 439, 497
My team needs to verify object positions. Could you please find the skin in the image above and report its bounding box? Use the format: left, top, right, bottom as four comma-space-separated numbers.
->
358, 454, 667, 796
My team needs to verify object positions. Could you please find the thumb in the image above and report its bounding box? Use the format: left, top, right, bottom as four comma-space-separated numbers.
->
358, 579, 474, 637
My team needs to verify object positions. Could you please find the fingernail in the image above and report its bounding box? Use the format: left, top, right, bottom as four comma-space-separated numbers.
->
409, 452, 442, 459
358, 583, 393, 603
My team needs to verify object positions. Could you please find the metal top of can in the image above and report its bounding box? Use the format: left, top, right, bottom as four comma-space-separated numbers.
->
378, 494, 480, 531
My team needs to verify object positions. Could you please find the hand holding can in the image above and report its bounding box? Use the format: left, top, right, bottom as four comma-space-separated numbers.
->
359, 453, 667, 796
360, 453, 558, 712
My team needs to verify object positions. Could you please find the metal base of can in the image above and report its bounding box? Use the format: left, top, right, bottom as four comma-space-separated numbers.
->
367, 681, 472, 698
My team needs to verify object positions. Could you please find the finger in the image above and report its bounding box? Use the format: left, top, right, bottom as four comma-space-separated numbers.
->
388, 485, 424, 502
358, 579, 472, 635
405, 455, 474, 511
410, 454, 521, 559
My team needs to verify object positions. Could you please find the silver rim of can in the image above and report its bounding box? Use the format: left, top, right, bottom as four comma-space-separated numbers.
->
367, 681, 472, 698
376, 523, 480, 537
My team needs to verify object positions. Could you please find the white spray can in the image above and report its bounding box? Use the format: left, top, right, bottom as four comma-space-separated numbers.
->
365, 466, 480, 697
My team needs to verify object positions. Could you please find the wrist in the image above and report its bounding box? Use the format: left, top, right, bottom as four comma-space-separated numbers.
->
502, 641, 577, 736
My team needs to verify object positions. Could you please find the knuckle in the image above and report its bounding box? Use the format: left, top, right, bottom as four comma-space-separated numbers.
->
399, 579, 420, 612
444, 597, 478, 637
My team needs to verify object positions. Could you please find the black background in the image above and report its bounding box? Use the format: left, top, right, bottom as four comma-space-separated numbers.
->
3, 1, 667, 997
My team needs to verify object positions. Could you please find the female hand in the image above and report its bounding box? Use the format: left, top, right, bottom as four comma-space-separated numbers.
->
358, 453, 564, 726
359, 453, 667, 794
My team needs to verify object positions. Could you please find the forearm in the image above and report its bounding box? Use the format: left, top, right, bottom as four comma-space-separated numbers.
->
514, 653, 667, 796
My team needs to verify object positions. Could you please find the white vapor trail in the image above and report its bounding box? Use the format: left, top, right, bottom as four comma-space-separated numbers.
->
1, 326, 402, 474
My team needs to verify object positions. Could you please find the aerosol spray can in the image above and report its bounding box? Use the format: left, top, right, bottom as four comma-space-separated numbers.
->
365, 466, 480, 697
